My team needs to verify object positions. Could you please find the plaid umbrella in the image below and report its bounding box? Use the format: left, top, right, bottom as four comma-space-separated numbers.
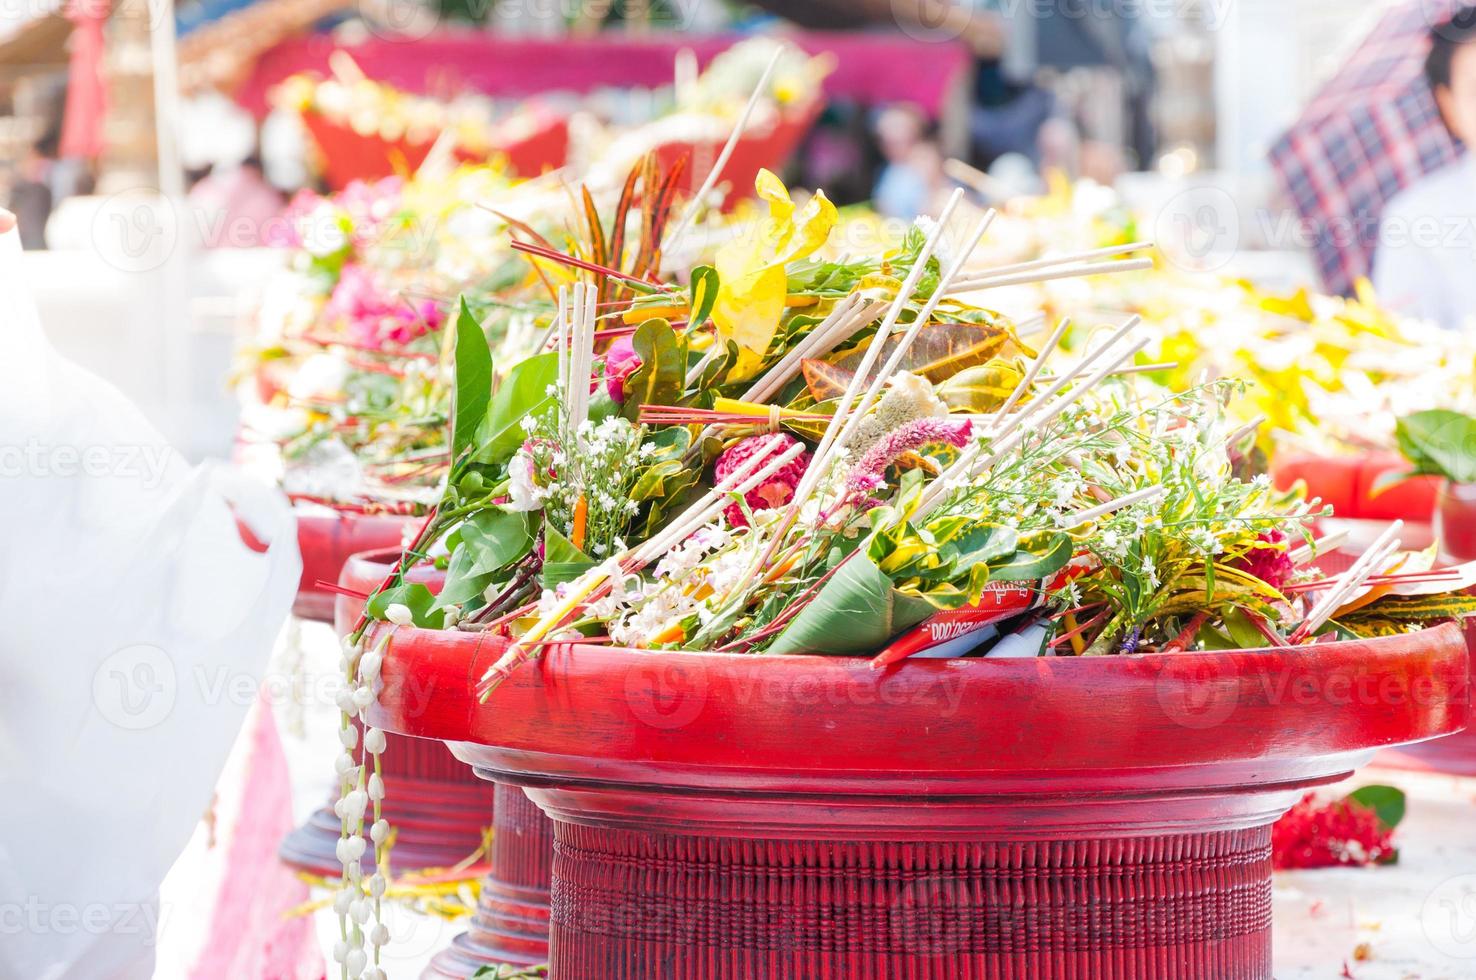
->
1268, 0, 1464, 297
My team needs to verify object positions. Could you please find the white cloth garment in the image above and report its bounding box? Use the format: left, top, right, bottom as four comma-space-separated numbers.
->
0, 226, 299, 978
1373, 155, 1476, 330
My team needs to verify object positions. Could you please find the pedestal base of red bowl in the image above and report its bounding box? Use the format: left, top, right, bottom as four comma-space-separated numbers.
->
546, 823, 1270, 978
277, 740, 498, 878
369, 625, 1467, 980
423, 783, 553, 978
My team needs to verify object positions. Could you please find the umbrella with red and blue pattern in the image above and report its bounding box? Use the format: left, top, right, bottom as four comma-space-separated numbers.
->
1268, 0, 1465, 297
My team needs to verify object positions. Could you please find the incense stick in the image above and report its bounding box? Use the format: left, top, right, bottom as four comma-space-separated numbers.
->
953, 257, 1154, 293
662, 46, 784, 252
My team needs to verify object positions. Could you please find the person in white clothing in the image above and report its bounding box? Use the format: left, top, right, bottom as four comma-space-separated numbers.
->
1375, 6, 1476, 329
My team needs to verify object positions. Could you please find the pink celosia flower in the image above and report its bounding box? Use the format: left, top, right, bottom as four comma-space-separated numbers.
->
603, 337, 643, 402
845, 417, 973, 497
1234, 530, 1294, 591
324, 264, 442, 348
713, 434, 810, 527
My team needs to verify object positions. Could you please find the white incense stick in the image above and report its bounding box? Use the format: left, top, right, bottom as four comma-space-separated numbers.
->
631, 441, 808, 568
994, 316, 1070, 424
1289, 529, 1350, 566
662, 46, 784, 252
774, 191, 965, 534
831, 209, 998, 456
1293, 521, 1403, 640
990, 316, 1142, 446
1071, 486, 1165, 524
965, 241, 1152, 281
952, 257, 1155, 293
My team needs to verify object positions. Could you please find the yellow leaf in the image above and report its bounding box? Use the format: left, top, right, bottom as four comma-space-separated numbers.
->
711, 170, 837, 380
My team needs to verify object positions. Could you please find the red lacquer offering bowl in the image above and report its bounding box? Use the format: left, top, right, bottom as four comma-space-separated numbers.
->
366, 624, 1468, 980
280, 550, 498, 881
650, 98, 822, 210
300, 109, 569, 190
1270, 450, 1438, 523
292, 510, 417, 622
1373, 480, 1476, 775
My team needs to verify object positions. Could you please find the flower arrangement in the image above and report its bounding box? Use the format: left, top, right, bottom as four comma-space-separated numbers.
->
318, 165, 1476, 979
344, 169, 1476, 672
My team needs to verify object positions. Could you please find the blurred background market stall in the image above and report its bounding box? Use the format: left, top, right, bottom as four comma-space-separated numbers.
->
1, 0, 1392, 460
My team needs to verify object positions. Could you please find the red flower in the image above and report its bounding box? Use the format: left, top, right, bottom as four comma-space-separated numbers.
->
1234, 529, 1295, 591
713, 434, 810, 527
1272, 792, 1395, 869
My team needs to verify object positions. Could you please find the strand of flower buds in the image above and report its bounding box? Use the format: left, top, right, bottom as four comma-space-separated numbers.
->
330, 621, 398, 980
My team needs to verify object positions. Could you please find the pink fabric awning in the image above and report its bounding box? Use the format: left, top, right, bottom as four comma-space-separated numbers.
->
235, 30, 970, 120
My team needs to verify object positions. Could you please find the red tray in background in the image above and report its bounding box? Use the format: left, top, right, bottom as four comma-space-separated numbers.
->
301, 109, 569, 190
367, 624, 1467, 979
650, 98, 822, 209
292, 510, 417, 622
1270, 450, 1438, 522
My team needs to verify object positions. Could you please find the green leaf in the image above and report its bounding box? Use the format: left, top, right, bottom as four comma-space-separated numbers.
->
1347, 785, 1406, 830
1395, 409, 1476, 483
949, 523, 1020, 569
1221, 608, 1267, 649
462, 508, 535, 569
436, 546, 498, 607
989, 531, 1073, 582
620, 318, 686, 421
451, 297, 493, 462
474, 352, 559, 464
541, 524, 594, 589
936, 360, 1024, 412
689, 266, 719, 326
367, 583, 444, 629
768, 554, 938, 655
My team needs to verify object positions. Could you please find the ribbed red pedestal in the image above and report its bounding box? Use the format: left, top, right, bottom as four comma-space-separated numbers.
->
550, 826, 1272, 979
367, 624, 1467, 980
423, 783, 553, 977
279, 549, 497, 877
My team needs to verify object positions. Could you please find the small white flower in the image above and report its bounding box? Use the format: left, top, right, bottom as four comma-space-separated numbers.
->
363, 728, 387, 754
336, 835, 366, 863
383, 603, 414, 626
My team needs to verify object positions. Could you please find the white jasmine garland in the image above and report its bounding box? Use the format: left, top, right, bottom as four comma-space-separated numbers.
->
332, 629, 395, 979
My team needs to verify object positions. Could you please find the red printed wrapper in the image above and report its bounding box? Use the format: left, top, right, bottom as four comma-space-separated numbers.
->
871, 582, 1038, 668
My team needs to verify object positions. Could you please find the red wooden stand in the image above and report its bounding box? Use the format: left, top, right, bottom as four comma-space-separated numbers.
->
1269, 450, 1438, 522
651, 98, 822, 208
367, 625, 1467, 979
279, 550, 496, 877
422, 782, 553, 977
